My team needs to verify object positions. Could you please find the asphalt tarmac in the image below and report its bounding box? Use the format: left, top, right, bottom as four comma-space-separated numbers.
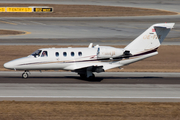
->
0, 0, 180, 102
0, 16, 179, 45
0, 0, 180, 45
0, 72, 180, 102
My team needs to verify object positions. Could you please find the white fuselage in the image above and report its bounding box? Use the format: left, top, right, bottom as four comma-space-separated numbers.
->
4, 46, 124, 71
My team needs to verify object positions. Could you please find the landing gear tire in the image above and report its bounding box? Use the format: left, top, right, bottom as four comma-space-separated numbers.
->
22, 72, 28, 79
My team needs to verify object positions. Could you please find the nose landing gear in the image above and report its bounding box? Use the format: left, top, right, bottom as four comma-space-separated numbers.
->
22, 71, 29, 79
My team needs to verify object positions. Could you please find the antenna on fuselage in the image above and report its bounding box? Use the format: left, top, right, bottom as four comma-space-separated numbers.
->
88, 43, 93, 48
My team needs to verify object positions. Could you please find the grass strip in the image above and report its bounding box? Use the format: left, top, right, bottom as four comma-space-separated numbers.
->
0, 101, 179, 120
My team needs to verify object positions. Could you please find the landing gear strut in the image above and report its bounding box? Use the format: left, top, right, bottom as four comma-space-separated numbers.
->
88, 73, 95, 79
22, 71, 29, 79
77, 67, 96, 80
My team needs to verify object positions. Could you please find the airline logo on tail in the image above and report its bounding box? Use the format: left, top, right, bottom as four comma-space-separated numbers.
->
143, 35, 159, 40
152, 28, 156, 32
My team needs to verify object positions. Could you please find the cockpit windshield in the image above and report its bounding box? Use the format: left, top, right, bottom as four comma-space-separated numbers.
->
31, 50, 42, 57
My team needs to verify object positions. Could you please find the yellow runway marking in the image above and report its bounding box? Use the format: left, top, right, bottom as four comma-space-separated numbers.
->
0, 29, 31, 37
23, 31, 31, 35
0, 21, 17, 25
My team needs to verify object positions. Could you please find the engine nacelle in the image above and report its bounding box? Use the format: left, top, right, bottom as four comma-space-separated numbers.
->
96, 46, 124, 59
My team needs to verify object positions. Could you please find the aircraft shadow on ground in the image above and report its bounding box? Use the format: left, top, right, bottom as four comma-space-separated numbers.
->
72, 76, 163, 82
0, 76, 164, 84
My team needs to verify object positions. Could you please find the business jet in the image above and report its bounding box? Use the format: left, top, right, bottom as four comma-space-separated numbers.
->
4, 23, 175, 79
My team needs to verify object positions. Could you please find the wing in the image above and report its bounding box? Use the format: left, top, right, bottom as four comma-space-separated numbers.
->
63, 61, 123, 74
64, 62, 104, 72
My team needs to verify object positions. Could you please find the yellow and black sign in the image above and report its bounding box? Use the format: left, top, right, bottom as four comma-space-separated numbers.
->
34, 8, 53, 12
0, 7, 53, 13
0, 7, 5, 12
6, 7, 32, 12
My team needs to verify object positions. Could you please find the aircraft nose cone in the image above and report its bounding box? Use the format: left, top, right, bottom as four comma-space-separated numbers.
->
4, 62, 13, 69
4, 62, 9, 69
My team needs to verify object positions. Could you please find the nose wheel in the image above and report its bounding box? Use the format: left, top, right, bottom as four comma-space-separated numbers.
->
22, 71, 29, 79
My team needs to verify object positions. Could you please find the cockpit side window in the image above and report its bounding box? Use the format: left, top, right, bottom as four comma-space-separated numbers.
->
41, 51, 48, 57
31, 50, 42, 57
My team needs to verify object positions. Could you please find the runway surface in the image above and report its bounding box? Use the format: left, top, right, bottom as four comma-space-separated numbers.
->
0, 72, 180, 102
0, 17, 179, 45
0, 0, 180, 102
0, 0, 179, 45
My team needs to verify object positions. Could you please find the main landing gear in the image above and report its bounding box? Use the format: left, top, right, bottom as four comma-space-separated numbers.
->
79, 73, 95, 80
22, 71, 29, 79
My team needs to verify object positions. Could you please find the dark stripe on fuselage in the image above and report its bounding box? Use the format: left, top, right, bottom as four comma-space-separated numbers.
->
18, 48, 158, 66
133, 48, 158, 57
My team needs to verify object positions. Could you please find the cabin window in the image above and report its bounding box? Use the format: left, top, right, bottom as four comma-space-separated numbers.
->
71, 52, 75, 57
55, 52, 59, 57
41, 51, 48, 57
78, 52, 82, 56
63, 52, 67, 57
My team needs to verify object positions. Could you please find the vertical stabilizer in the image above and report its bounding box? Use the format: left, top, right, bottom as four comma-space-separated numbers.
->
124, 23, 175, 55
